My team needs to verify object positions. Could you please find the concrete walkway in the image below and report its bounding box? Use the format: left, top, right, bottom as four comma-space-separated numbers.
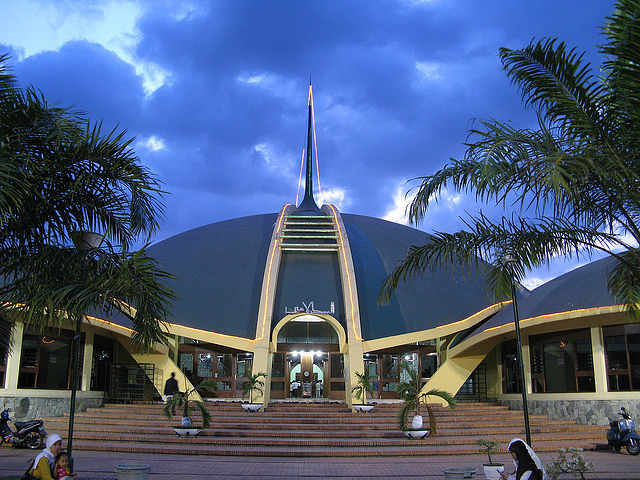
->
2, 446, 639, 480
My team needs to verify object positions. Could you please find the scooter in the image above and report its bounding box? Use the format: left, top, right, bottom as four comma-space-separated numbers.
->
0, 408, 47, 449
607, 406, 640, 455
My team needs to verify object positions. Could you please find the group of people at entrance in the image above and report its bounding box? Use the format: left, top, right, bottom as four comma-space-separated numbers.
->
289, 379, 322, 398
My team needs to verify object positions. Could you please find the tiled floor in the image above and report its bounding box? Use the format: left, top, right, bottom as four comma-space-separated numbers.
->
2, 446, 639, 479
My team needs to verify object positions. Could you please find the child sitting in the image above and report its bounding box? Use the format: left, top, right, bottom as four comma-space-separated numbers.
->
53, 451, 77, 480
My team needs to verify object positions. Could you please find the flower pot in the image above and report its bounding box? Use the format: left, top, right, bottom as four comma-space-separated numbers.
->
405, 428, 430, 439
181, 416, 192, 427
411, 414, 423, 429
483, 464, 505, 480
173, 427, 201, 436
242, 403, 262, 412
115, 464, 151, 480
353, 404, 374, 413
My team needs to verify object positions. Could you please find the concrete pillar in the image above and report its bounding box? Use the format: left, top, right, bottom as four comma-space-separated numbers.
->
81, 329, 94, 391
591, 326, 608, 393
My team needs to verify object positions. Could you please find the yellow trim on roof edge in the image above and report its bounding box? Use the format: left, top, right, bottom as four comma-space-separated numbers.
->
361, 301, 508, 352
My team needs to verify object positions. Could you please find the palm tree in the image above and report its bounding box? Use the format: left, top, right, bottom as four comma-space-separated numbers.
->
241, 369, 267, 404
380, 0, 640, 308
396, 360, 456, 435
163, 379, 217, 429
0, 54, 175, 351
351, 371, 378, 405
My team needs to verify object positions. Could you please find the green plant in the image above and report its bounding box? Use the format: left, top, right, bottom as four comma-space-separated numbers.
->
476, 439, 501, 465
546, 447, 593, 480
396, 360, 456, 435
163, 378, 217, 429
351, 371, 378, 405
241, 369, 267, 404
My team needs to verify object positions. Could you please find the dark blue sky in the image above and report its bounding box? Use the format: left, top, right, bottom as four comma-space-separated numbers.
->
1, 0, 617, 287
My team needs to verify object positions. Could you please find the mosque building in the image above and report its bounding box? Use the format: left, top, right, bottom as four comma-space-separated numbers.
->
1, 87, 639, 425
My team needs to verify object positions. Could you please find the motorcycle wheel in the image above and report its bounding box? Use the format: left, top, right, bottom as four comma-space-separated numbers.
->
24, 431, 41, 449
626, 438, 640, 455
614, 444, 621, 452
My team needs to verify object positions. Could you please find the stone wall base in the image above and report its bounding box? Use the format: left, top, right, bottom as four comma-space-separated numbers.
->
500, 398, 640, 426
0, 395, 103, 419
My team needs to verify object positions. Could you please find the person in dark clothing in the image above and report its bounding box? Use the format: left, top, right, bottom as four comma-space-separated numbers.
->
164, 372, 180, 415
500, 438, 544, 480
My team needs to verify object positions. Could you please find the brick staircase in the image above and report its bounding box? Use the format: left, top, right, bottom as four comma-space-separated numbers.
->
43, 401, 606, 457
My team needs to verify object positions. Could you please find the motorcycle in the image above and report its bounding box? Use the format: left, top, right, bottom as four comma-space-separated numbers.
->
607, 406, 640, 455
0, 408, 47, 449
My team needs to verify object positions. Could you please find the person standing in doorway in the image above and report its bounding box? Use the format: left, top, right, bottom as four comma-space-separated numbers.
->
164, 372, 180, 415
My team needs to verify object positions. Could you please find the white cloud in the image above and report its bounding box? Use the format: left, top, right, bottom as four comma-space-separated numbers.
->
138, 135, 166, 152
320, 187, 350, 211
383, 183, 414, 225
1, 0, 168, 94
237, 72, 300, 102
415, 61, 443, 82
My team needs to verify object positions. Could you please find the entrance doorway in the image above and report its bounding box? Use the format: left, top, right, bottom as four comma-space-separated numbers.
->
287, 352, 326, 398
270, 314, 346, 400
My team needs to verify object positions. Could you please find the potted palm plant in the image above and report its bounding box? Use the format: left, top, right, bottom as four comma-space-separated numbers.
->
163, 378, 217, 435
476, 439, 505, 480
396, 360, 456, 438
351, 371, 378, 412
241, 369, 267, 412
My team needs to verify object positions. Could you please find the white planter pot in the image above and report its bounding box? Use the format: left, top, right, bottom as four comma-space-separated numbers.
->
242, 403, 262, 412
353, 404, 374, 413
114, 464, 151, 480
411, 414, 423, 429
405, 429, 430, 439
173, 427, 201, 436
483, 464, 505, 480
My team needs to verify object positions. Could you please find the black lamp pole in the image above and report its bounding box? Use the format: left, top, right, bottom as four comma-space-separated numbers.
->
67, 231, 104, 461
507, 261, 532, 446
67, 318, 82, 458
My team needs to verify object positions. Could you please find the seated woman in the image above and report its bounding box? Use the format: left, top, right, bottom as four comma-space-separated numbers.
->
31, 434, 63, 480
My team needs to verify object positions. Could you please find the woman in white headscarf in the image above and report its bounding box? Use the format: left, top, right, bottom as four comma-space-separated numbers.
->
500, 438, 544, 480
31, 433, 62, 480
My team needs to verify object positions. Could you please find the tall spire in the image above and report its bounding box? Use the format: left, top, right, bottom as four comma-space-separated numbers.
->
295, 82, 322, 214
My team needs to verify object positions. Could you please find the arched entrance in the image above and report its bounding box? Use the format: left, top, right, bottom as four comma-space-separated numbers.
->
271, 314, 347, 400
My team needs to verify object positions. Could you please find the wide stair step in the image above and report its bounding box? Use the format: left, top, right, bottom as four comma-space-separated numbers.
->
43, 401, 607, 457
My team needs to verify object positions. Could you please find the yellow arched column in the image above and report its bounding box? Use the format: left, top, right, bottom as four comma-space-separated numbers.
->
251, 205, 291, 405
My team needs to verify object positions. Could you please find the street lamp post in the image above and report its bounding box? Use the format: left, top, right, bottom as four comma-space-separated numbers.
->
504, 256, 532, 446
67, 231, 104, 461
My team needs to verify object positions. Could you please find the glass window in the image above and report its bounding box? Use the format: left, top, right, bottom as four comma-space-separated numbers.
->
197, 353, 213, 378
0, 348, 6, 388
330, 353, 344, 378
529, 329, 594, 393
286, 322, 307, 343
501, 340, 521, 394
381, 355, 398, 379
180, 353, 194, 374
604, 324, 640, 391
217, 354, 233, 378
421, 354, 437, 379
308, 323, 327, 343
271, 353, 285, 377
18, 332, 76, 390
237, 353, 253, 377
